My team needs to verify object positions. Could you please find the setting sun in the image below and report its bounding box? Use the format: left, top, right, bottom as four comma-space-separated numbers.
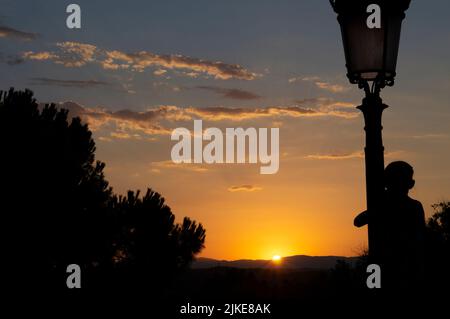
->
272, 255, 282, 262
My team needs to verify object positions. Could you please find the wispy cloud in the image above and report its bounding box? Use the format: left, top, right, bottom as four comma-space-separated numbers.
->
24, 42, 96, 67
305, 150, 405, 160
289, 76, 319, 83
43, 97, 358, 140
411, 133, 448, 139
289, 76, 349, 93
228, 185, 262, 192
196, 86, 261, 100
41, 101, 173, 136
153, 69, 167, 76
22, 41, 259, 80
314, 81, 348, 93
109, 131, 142, 140
23, 51, 58, 61
30, 77, 110, 88
185, 101, 358, 121
305, 151, 364, 160
54, 42, 97, 67
104, 51, 259, 80
150, 160, 209, 172
295, 97, 355, 109
0, 25, 38, 41
0, 52, 24, 65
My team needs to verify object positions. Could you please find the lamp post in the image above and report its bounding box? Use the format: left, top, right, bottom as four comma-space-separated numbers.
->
330, 0, 411, 261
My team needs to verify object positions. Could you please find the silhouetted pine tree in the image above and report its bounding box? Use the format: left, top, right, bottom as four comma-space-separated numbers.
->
0, 88, 205, 291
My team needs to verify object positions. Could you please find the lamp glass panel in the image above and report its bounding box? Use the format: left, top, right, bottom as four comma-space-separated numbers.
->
343, 15, 385, 80
384, 14, 403, 77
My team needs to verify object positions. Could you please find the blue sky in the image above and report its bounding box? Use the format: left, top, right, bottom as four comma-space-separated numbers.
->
1, 0, 449, 108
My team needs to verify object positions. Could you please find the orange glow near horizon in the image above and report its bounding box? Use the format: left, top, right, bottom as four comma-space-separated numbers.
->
103, 157, 372, 260
97, 109, 446, 262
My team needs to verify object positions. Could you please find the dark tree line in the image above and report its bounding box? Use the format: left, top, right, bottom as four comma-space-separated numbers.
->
0, 88, 205, 290
425, 201, 450, 287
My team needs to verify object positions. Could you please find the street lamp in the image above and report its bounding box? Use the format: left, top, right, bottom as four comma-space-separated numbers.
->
330, 0, 411, 261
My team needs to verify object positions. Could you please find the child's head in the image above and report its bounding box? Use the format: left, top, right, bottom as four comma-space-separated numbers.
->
385, 161, 415, 195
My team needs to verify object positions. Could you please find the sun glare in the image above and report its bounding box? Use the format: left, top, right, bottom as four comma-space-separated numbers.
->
272, 255, 282, 262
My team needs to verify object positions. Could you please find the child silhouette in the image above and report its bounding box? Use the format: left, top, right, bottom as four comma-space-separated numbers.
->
354, 161, 426, 290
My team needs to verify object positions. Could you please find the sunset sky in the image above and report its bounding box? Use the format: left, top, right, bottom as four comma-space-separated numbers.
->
1, 0, 449, 260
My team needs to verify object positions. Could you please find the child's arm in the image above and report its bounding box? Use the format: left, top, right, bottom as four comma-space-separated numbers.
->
354, 210, 369, 227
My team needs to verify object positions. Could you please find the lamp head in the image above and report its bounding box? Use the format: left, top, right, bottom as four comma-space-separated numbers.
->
330, 0, 411, 89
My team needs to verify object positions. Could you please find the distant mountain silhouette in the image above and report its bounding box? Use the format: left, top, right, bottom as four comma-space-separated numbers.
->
192, 255, 358, 270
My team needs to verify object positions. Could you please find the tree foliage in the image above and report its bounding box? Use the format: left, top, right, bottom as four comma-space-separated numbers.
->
0, 88, 205, 289
425, 201, 450, 286
427, 202, 450, 243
